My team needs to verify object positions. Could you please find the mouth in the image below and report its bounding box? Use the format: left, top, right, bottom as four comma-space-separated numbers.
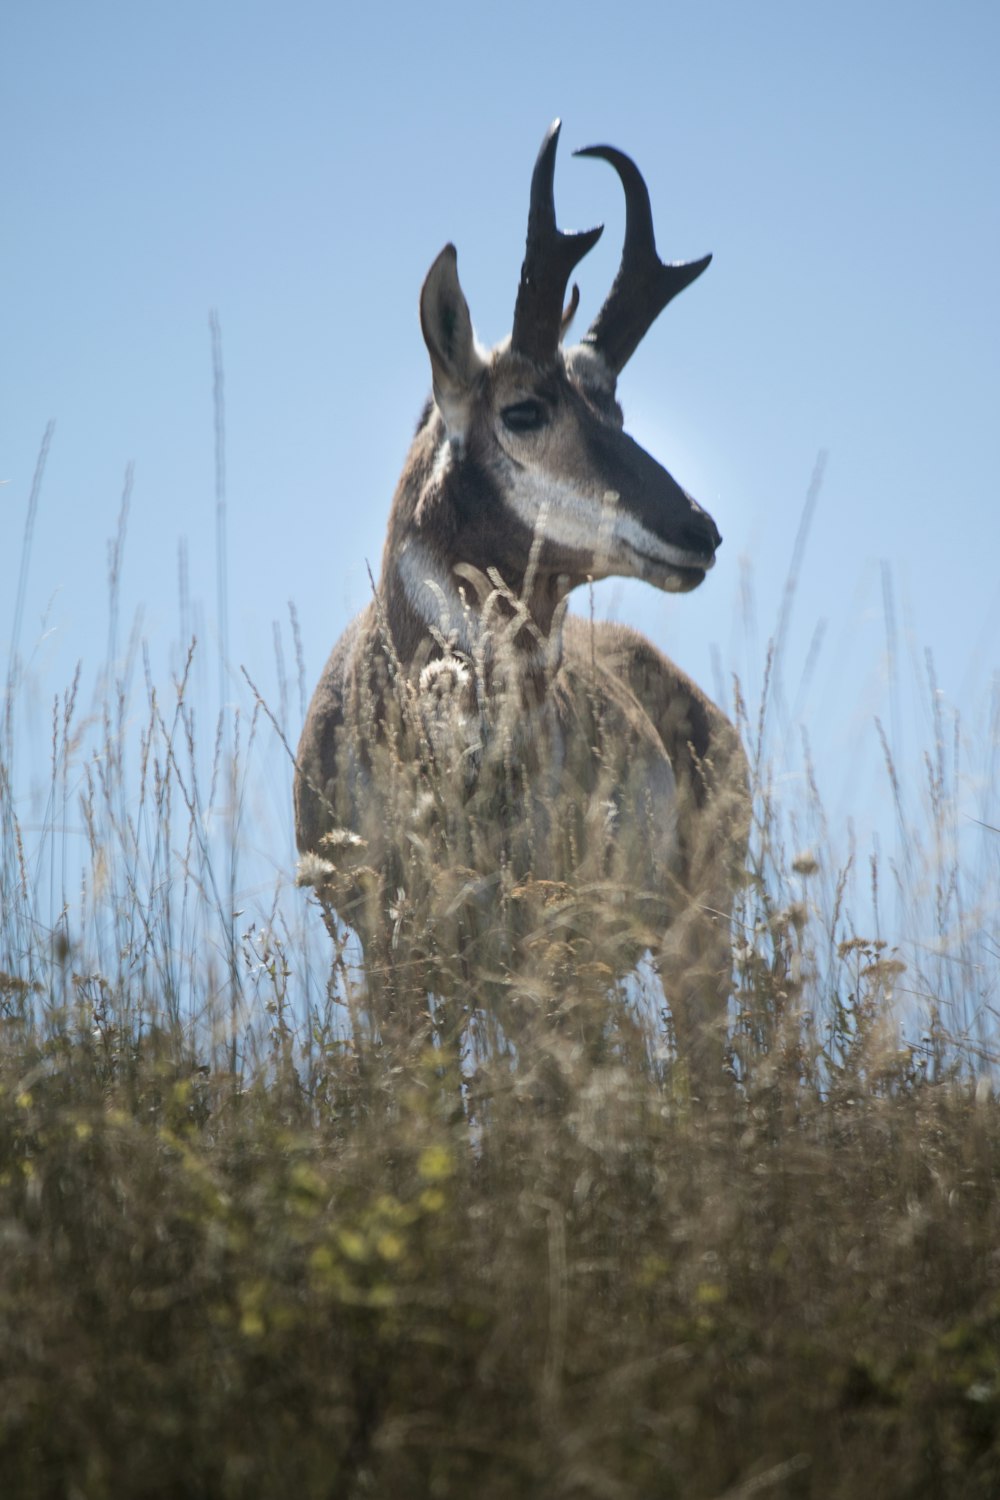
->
610, 512, 718, 594
666, 562, 709, 592
636, 549, 715, 594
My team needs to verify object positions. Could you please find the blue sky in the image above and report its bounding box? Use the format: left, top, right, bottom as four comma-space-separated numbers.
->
4, 2, 999, 919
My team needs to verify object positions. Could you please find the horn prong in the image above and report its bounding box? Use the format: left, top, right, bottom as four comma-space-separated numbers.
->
575, 143, 711, 374
511, 121, 603, 366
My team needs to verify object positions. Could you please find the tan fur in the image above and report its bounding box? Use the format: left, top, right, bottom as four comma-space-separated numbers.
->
294, 132, 749, 1086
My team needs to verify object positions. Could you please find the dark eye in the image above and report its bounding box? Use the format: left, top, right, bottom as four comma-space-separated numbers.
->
501, 399, 548, 434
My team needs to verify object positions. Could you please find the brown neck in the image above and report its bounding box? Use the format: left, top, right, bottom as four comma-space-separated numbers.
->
381, 545, 573, 706
377, 411, 582, 701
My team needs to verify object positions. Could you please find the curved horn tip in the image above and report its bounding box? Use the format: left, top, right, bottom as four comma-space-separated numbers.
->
573, 143, 630, 164
532, 120, 564, 184
537, 120, 563, 158
573, 144, 654, 244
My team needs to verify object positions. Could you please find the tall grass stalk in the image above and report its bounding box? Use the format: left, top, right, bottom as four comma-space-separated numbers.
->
1, 465, 999, 1495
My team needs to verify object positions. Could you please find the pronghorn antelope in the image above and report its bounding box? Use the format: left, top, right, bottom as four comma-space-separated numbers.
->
295, 121, 748, 1081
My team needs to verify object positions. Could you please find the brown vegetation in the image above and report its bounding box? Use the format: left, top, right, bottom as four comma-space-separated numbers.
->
2, 611, 999, 1497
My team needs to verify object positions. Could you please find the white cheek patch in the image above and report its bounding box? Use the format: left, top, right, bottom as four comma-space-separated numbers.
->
504, 467, 611, 561
504, 467, 711, 576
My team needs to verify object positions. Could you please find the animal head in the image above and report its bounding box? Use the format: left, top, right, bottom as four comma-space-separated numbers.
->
415, 120, 721, 602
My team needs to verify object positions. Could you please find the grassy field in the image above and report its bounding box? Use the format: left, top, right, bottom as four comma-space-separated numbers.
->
2, 579, 999, 1496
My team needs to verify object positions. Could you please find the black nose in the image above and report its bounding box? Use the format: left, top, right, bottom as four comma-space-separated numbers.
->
682, 509, 721, 556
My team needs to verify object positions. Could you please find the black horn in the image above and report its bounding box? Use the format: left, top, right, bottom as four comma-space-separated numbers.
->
511, 121, 603, 366
574, 144, 711, 375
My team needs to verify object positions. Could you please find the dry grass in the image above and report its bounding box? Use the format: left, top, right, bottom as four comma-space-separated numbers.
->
2, 478, 999, 1496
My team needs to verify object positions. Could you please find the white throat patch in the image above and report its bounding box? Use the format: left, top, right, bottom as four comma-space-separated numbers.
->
396, 533, 476, 655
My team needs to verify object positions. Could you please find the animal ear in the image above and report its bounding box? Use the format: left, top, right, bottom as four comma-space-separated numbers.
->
420, 245, 485, 443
